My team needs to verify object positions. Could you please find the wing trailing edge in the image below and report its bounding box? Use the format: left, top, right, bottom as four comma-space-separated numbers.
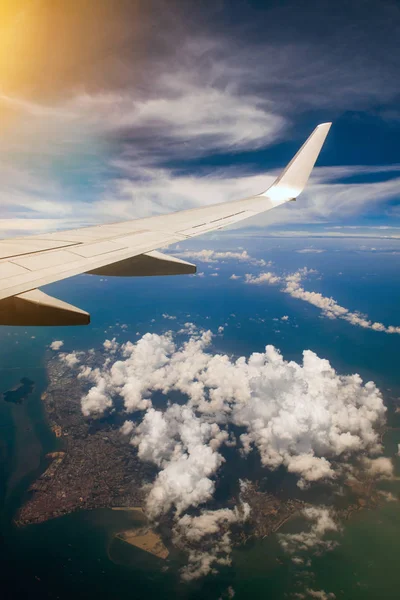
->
0, 289, 90, 326
87, 250, 196, 277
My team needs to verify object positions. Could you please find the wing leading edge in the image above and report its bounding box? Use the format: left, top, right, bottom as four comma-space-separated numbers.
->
0, 123, 331, 325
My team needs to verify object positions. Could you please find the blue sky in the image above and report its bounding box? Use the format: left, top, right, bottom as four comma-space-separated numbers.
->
0, 0, 399, 238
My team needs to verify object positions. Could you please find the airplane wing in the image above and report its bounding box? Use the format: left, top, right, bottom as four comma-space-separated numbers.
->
0, 123, 331, 325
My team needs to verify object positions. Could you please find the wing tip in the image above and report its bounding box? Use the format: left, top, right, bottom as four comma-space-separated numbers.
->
316, 122, 332, 134
260, 121, 332, 202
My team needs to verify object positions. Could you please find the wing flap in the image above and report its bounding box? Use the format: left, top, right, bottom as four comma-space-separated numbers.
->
69, 240, 128, 258
0, 239, 79, 260
0, 289, 89, 326
0, 262, 29, 280
87, 250, 196, 277
12, 249, 80, 271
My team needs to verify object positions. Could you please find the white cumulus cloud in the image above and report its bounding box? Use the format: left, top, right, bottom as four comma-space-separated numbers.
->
103, 338, 119, 354
173, 504, 250, 581
78, 330, 386, 492
129, 404, 227, 518
244, 271, 281, 285
60, 351, 81, 367
279, 506, 340, 556
63, 327, 394, 582
176, 249, 269, 267
50, 340, 64, 351
305, 589, 336, 600
361, 456, 394, 479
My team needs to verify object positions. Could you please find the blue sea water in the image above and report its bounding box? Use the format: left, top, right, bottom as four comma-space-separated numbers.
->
0, 235, 399, 599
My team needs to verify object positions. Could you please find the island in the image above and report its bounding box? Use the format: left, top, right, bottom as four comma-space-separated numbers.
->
3, 377, 34, 404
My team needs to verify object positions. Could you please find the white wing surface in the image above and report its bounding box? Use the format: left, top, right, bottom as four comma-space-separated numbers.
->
0, 123, 331, 325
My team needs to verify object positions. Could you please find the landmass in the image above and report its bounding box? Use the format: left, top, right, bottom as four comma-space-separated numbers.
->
16, 352, 397, 563
15, 354, 307, 535
116, 526, 169, 559
3, 377, 34, 404
340, 463, 398, 519
238, 479, 306, 540
16, 356, 153, 526
15, 354, 310, 560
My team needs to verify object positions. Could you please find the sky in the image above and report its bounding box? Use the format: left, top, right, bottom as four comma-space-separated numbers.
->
0, 0, 399, 239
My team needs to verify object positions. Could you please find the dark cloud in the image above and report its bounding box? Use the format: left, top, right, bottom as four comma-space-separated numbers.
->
2, 0, 400, 106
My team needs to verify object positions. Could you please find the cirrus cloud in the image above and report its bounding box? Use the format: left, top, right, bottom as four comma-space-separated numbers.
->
244, 267, 400, 335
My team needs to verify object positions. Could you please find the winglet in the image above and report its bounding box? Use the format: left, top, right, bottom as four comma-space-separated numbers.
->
261, 122, 331, 204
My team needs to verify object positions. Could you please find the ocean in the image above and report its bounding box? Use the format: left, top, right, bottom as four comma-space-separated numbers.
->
1, 236, 399, 599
